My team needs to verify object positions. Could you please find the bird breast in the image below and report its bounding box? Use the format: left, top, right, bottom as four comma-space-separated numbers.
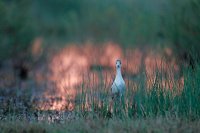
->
111, 77, 125, 94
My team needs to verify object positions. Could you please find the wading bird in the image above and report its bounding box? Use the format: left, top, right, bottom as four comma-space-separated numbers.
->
111, 59, 126, 100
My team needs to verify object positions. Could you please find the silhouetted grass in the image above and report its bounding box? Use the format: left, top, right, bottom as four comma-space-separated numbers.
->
0, 59, 200, 133
74, 64, 200, 120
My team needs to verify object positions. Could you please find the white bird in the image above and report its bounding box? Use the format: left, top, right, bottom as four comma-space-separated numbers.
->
111, 59, 126, 99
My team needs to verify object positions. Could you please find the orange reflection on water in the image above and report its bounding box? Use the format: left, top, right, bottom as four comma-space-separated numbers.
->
100, 42, 123, 67
125, 48, 143, 74
35, 42, 183, 111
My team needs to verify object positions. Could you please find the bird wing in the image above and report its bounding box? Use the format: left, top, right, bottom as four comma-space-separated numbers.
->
111, 82, 118, 94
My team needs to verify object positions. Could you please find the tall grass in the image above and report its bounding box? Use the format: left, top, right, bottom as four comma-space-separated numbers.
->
0, 63, 200, 133
75, 64, 200, 120
1, 62, 199, 121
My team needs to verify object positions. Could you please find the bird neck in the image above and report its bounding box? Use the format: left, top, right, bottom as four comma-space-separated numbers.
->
116, 68, 122, 77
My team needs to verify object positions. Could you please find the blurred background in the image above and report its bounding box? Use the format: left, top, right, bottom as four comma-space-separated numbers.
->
0, 0, 200, 110
0, 0, 200, 59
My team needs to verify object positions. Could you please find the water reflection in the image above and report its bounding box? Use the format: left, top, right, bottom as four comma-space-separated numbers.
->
34, 42, 184, 110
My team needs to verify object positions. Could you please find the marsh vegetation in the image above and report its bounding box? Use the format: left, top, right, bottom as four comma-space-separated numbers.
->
0, 0, 200, 132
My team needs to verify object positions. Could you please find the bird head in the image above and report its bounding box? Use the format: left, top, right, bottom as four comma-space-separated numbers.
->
116, 59, 122, 69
